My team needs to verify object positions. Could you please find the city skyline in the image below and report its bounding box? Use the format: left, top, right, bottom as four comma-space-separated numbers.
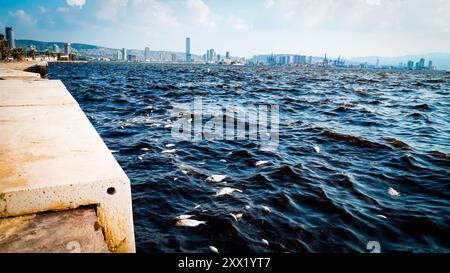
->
0, 0, 449, 59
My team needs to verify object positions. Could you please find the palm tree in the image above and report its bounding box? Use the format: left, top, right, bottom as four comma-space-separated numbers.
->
0, 33, 10, 61
10, 48, 26, 61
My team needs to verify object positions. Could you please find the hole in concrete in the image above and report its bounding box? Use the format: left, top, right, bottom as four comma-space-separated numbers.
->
107, 187, 116, 195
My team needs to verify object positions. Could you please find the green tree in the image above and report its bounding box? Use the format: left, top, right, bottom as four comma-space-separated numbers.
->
0, 33, 10, 61
69, 53, 76, 61
10, 48, 26, 61
26, 48, 36, 60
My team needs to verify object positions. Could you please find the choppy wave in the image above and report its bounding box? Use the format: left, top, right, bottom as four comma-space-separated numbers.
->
50, 63, 450, 253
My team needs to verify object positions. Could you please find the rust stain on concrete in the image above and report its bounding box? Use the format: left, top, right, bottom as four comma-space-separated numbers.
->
0, 144, 54, 189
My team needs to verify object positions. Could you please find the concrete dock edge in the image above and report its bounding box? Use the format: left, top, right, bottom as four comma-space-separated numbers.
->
0, 65, 136, 253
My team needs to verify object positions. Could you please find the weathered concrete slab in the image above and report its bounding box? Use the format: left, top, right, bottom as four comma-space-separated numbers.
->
0, 68, 40, 80
0, 80, 76, 107
0, 79, 135, 252
0, 207, 109, 253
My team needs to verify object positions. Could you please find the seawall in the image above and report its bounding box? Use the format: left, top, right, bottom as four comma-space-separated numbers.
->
0, 64, 135, 253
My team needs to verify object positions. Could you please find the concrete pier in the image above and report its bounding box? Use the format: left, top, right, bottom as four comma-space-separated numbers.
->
0, 66, 135, 253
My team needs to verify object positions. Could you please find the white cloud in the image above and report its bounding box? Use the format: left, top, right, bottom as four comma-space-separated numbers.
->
130, 0, 180, 27
259, 0, 450, 34
39, 6, 47, 13
264, 0, 275, 8
67, 0, 86, 8
9, 9, 37, 27
227, 15, 253, 31
185, 0, 217, 28
96, 0, 128, 20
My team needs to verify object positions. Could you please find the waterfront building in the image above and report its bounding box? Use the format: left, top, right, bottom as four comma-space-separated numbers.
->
407, 60, 414, 70
52, 44, 60, 53
308, 56, 312, 65
293, 55, 306, 64
186, 37, 191, 63
428, 60, 433, 70
117, 50, 122, 61
206, 49, 216, 63
5, 27, 15, 49
226, 51, 230, 59
145, 47, 150, 62
122, 48, 127, 61
64, 43, 72, 55
268, 54, 276, 65
127, 54, 137, 62
416, 58, 426, 70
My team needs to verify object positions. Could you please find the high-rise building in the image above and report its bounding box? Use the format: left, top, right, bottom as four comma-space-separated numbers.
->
206, 49, 216, 63
226, 51, 230, 59
428, 60, 433, 70
308, 56, 312, 65
186, 37, 191, 62
64, 42, 72, 55
145, 47, 151, 62
416, 58, 425, 69
53, 44, 60, 53
122, 48, 127, 61
407, 60, 414, 70
376, 59, 380, 67
127, 54, 137, 62
293, 55, 306, 64
117, 50, 122, 61
5, 27, 15, 49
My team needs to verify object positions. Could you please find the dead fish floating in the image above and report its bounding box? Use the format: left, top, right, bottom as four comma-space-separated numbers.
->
161, 149, 176, 154
175, 219, 207, 227
175, 214, 195, 220
206, 175, 228, 183
261, 205, 272, 213
255, 160, 269, 166
262, 239, 269, 246
230, 213, 243, 221
209, 246, 219, 253
376, 214, 387, 219
215, 187, 242, 197
388, 187, 400, 197
313, 145, 321, 154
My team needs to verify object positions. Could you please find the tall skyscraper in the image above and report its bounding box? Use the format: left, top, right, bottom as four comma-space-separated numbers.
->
5, 27, 15, 49
308, 56, 312, 65
64, 42, 72, 55
186, 37, 191, 62
122, 48, 127, 61
117, 50, 122, 61
226, 51, 230, 59
206, 49, 216, 63
419, 58, 425, 69
407, 60, 414, 70
428, 60, 433, 70
145, 47, 150, 62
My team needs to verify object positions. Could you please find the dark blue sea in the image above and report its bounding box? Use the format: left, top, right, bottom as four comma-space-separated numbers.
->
49, 62, 450, 253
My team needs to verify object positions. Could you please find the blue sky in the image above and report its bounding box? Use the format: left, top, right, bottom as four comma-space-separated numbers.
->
1, 0, 449, 58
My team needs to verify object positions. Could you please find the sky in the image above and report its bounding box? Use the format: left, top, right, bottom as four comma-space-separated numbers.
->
0, 0, 449, 58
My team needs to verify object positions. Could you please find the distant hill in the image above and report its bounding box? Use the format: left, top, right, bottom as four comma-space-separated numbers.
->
16, 39, 100, 51
15, 39, 203, 62
349, 53, 450, 71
